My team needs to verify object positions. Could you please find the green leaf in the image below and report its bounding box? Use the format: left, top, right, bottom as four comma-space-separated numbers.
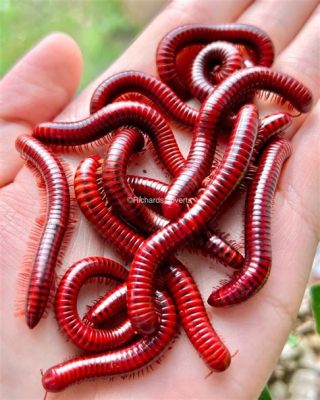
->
310, 283, 320, 334
259, 385, 272, 400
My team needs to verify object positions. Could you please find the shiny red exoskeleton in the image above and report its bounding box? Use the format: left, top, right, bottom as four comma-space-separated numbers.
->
15, 135, 71, 329
55, 257, 134, 352
208, 138, 292, 307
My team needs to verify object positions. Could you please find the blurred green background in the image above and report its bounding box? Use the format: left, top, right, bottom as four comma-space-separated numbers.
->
0, 0, 164, 89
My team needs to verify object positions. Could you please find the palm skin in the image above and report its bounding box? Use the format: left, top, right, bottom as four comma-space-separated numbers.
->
0, 1, 319, 399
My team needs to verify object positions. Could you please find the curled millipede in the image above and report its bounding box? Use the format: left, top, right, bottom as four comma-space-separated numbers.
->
55, 257, 135, 352
90, 43, 243, 123
15, 135, 71, 329
189, 41, 243, 101
42, 288, 177, 392
157, 23, 275, 99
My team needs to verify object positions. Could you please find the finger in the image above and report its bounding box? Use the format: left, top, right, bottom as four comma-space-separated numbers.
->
0, 33, 83, 187
74, 0, 252, 113
272, 7, 320, 135
274, 7, 320, 100
275, 105, 320, 305
277, 102, 320, 242
238, 0, 318, 55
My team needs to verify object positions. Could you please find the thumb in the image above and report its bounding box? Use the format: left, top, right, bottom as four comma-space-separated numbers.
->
0, 33, 83, 187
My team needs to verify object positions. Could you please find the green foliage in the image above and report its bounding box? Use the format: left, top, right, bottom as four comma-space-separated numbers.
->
310, 283, 320, 334
258, 385, 272, 400
0, 0, 140, 89
287, 333, 300, 347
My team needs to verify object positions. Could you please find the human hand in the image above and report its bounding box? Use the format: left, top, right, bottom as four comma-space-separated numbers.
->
1, 0, 319, 399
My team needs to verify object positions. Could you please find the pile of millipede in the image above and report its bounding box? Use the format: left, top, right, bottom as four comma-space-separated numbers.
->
15, 24, 313, 393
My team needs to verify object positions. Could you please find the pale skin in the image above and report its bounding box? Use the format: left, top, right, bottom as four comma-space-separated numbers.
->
0, 0, 319, 399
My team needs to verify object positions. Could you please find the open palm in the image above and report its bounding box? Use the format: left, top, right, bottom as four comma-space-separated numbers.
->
1, 1, 319, 399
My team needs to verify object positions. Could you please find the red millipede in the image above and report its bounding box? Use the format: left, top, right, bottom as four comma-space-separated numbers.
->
42, 289, 177, 392
74, 156, 231, 370
163, 259, 231, 371
15, 135, 71, 329
208, 138, 292, 307
90, 70, 198, 128
156, 23, 275, 99
33, 101, 185, 177
127, 104, 259, 335
55, 257, 136, 352
163, 66, 312, 219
